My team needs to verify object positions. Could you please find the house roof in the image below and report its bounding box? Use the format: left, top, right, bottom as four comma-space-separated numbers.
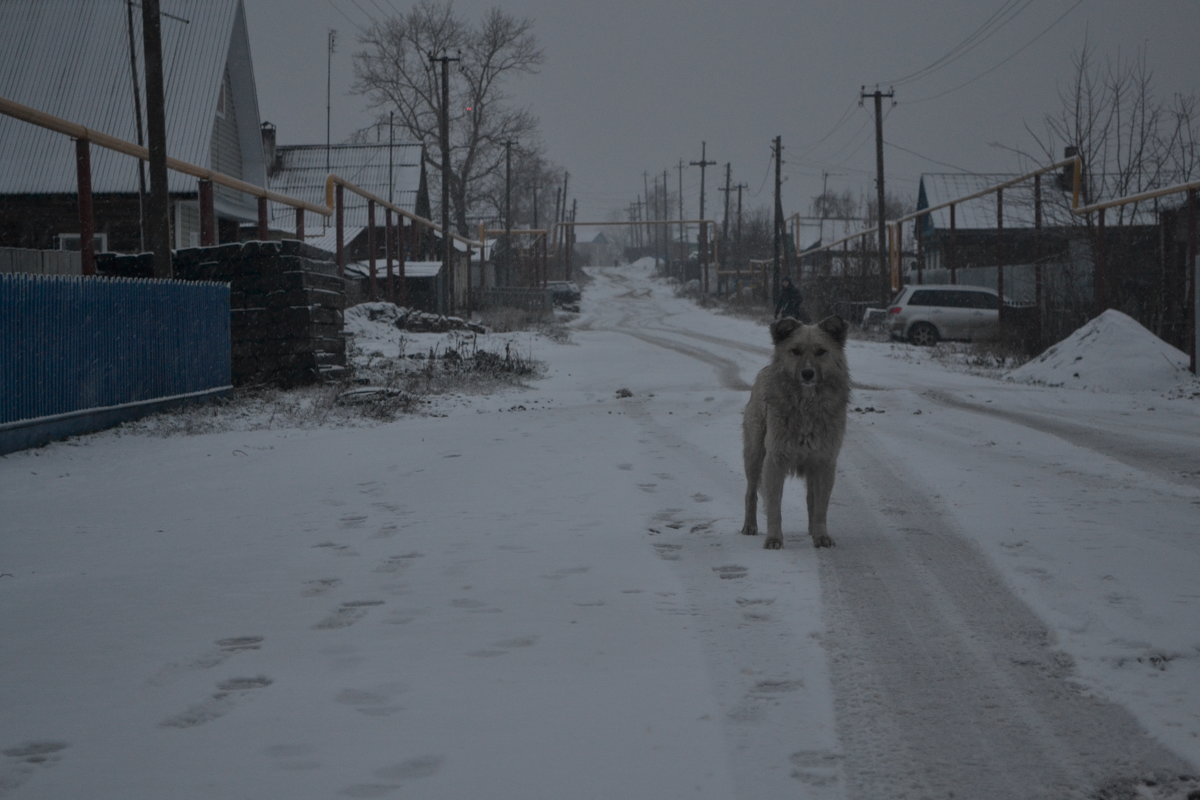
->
0, 0, 263, 198
917, 171, 1160, 231
268, 142, 424, 229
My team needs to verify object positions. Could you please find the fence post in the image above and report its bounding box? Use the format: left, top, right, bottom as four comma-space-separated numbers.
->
398, 218, 408, 306
74, 137, 96, 276
368, 199, 377, 301
996, 186, 1005, 320
295, 206, 305, 242
1095, 207, 1107, 314
335, 183, 345, 278
1188, 187, 1197, 374
948, 203, 957, 285
198, 179, 216, 246
257, 197, 268, 240
385, 208, 394, 303
1034, 173, 1043, 309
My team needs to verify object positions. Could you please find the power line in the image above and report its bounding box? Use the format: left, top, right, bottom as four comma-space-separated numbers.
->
884, 0, 1035, 87
884, 139, 977, 173
907, 0, 1083, 104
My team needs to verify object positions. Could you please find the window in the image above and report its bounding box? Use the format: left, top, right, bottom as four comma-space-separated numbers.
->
56, 233, 108, 252
955, 291, 998, 309
908, 290, 937, 306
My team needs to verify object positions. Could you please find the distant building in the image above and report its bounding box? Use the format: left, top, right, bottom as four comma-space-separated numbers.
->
265, 134, 431, 262
573, 230, 621, 266
0, 0, 268, 254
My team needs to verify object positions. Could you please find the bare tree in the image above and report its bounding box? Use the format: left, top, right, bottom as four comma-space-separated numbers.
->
353, 2, 544, 235
1028, 40, 1200, 223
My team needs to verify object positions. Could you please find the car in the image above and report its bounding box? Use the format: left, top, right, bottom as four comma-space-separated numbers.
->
546, 280, 582, 308
887, 284, 1002, 346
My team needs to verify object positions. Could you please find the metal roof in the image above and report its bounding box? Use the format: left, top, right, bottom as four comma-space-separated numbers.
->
267, 142, 424, 229
0, 0, 260, 196
918, 171, 1160, 231
918, 173, 1080, 231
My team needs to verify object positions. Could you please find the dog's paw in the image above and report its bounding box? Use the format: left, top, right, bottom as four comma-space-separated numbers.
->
763, 537, 783, 550
740, 525, 759, 537
811, 535, 835, 548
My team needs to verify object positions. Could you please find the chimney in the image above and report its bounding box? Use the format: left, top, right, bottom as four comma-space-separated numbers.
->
261, 121, 278, 175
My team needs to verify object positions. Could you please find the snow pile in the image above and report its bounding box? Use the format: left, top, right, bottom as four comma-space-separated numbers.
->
1006, 309, 1192, 392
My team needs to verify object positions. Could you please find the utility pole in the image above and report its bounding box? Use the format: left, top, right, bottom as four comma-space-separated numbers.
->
862, 85, 895, 303
662, 169, 671, 271
327, 30, 336, 175
504, 139, 513, 280
772, 135, 783, 306
676, 159, 685, 258
141, 0, 171, 277
430, 50, 460, 312
717, 163, 733, 290
642, 171, 652, 257
734, 182, 747, 275
634, 195, 644, 249
690, 141, 716, 292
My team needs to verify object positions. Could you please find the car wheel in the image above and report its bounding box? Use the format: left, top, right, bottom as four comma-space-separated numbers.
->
908, 322, 939, 346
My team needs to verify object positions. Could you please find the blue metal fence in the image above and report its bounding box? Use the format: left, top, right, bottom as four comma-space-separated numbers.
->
0, 273, 230, 451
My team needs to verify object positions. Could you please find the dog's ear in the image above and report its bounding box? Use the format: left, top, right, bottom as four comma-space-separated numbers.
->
818, 315, 848, 347
770, 317, 801, 344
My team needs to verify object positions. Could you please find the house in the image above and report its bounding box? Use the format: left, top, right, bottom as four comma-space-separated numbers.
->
572, 230, 621, 267
0, 0, 267, 254
265, 134, 432, 261
263, 134, 447, 307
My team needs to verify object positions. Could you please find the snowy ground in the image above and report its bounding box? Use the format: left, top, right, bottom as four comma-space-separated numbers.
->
2, 259, 1199, 799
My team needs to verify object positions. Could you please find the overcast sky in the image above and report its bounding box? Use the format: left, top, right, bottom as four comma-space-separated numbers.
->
244, 0, 1200, 228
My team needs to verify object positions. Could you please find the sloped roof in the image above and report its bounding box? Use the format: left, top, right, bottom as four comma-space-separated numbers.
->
918, 173, 1080, 230
268, 142, 424, 228
796, 217, 869, 251
918, 172, 1159, 231
0, 0, 260, 195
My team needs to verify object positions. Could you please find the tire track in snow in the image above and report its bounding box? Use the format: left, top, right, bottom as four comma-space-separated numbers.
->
823, 432, 1194, 798
922, 389, 1200, 489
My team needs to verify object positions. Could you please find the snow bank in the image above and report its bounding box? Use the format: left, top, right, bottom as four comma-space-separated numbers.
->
1006, 309, 1192, 392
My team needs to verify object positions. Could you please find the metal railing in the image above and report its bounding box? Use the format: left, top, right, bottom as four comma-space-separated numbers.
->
322, 174, 484, 311
0, 94, 329, 274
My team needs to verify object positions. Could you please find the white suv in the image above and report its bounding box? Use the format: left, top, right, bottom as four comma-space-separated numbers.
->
888, 284, 1001, 346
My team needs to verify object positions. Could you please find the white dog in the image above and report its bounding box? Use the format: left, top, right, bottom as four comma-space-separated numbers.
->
741, 316, 850, 549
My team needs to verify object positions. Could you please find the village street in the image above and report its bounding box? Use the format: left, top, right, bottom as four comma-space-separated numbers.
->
2, 261, 1199, 799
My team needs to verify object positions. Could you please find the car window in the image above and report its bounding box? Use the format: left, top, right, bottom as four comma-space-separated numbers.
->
959, 291, 997, 309
908, 290, 937, 306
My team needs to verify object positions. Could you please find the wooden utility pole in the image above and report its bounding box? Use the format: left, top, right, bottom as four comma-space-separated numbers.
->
676, 159, 686, 258
715, 163, 734, 275
504, 139, 513, 279
862, 85, 895, 302
734, 182, 747, 275
141, 0, 171, 277
690, 141, 716, 292
431, 50, 460, 312
662, 169, 671, 270
772, 135, 783, 306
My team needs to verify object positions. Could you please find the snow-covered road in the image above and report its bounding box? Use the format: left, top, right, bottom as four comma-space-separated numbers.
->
2, 260, 1198, 798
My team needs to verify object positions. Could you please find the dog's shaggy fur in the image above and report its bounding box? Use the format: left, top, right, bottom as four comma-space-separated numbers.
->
741, 316, 850, 549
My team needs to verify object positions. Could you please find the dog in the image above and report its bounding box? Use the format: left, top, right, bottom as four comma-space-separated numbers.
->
741, 315, 850, 549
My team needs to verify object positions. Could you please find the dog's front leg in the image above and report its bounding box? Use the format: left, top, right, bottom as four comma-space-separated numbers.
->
806, 464, 836, 548
760, 459, 787, 549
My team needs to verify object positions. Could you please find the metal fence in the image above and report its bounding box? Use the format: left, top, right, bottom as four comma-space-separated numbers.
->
0, 273, 231, 452
0, 247, 82, 275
